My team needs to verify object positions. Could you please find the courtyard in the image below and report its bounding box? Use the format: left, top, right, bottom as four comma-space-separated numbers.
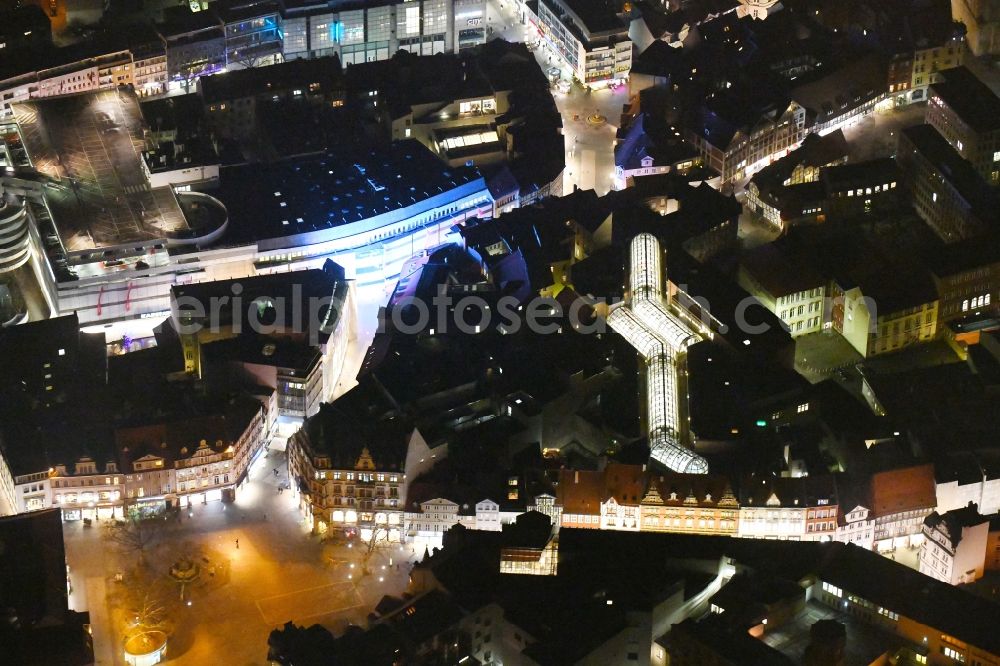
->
64, 449, 418, 665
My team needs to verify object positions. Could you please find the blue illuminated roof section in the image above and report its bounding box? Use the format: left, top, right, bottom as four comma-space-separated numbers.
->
211, 139, 485, 249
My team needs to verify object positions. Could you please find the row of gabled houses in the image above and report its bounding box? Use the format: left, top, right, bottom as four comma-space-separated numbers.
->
286, 400, 999, 567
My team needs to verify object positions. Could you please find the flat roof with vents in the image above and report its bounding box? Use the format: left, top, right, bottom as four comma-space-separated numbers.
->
212, 139, 486, 249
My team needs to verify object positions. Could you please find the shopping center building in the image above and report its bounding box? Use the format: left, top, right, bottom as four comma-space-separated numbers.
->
0, 88, 493, 336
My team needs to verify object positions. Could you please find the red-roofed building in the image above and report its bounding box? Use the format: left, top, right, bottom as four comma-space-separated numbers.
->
555, 464, 741, 536
556, 469, 604, 529
641, 473, 739, 536
600, 463, 645, 531
870, 463, 937, 551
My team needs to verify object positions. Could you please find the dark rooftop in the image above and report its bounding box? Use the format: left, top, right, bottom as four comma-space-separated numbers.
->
924, 503, 991, 549
206, 332, 322, 373
546, 0, 628, 35
791, 54, 888, 124
749, 130, 849, 194
930, 66, 1000, 134
669, 616, 795, 665
821, 157, 902, 192
198, 55, 343, 104
0, 315, 112, 476
172, 260, 348, 336
740, 240, 825, 298
212, 140, 483, 248
291, 380, 409, 472
901, 124, 1000, 225
0, 509, 94, 665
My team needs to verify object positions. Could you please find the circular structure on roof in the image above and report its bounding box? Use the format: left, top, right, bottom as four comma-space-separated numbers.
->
169, 192, 229, 248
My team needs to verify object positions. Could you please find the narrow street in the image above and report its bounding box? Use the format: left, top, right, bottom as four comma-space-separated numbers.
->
486, 0, 625, 195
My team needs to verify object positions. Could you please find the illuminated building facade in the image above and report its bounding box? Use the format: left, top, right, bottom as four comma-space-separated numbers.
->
282, 0, 485, 64
0, 89, 492, 328
918, 504, 992, 585
286, 399, 434, 541
640, 474, 739, 535
533, 0, 632, 86
606, 234, 709, 473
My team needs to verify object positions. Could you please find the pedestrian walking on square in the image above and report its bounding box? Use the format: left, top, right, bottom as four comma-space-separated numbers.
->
235, 538, 239, 549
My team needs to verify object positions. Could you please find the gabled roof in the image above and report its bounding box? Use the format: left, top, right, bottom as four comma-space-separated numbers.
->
924, 503, 991, 549
749, 130, 848, 196
603, 462, 645, 504
740, 474, 838, 508
790, 54, 887, 124
644, 472, 737, 508
556, 468, 605, 515
869, 464, 936, 517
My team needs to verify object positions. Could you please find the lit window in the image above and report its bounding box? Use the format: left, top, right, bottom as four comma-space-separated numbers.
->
942, 646, 965, 662
797, 403, 809, 413
58, 349, 65, 356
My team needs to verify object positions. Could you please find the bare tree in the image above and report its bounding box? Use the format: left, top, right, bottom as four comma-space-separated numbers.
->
126, 577, 170, 630
104, 512, 168, 566
358, 526, 394, 575
116, 568, 175, 653
231, 53, 262, 70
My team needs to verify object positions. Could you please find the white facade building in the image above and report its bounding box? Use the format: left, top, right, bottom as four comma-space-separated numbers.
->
406, 497, 504, 549
918, 505, 992, 585
534, 0, 632, 86
738, 500, 808, 540
835, 504, 875, 550
600, 496, 641, 531
7, 401, 268, 521
936, 469, 1000, 517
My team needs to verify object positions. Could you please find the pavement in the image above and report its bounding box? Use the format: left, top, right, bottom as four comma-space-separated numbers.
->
841, 101, 927, 162
763, 599, 909, 663
486, 0, 624, 196
64, 449, 419, 665
329, 281, 385, 402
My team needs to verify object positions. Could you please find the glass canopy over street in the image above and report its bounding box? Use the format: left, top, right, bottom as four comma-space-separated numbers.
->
608, 233, 709, 474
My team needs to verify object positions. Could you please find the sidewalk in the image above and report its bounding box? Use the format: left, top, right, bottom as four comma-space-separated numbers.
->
85, 575, 120, 666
